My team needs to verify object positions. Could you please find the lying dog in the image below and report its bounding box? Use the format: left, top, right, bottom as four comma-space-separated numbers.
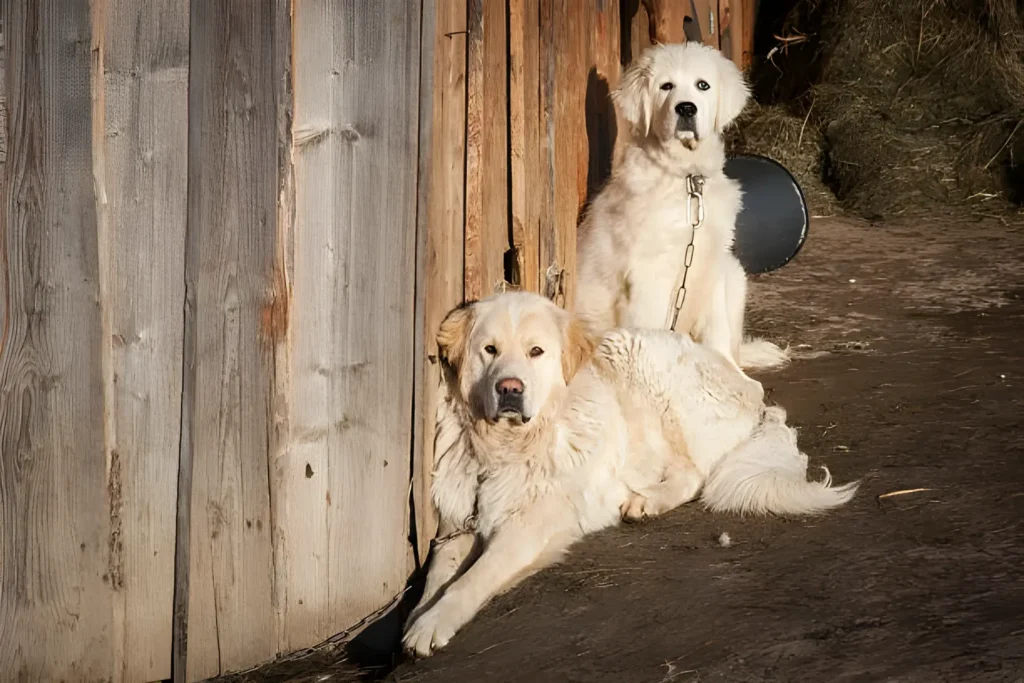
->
576, 42, 787, 371
403, 292, 856, 657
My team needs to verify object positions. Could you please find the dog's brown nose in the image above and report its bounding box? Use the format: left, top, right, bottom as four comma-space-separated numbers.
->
495, 377, 524, 395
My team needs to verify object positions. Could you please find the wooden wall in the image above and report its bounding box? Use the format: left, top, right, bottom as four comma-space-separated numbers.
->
0, 1, 424, 680
0, 1, 753, 680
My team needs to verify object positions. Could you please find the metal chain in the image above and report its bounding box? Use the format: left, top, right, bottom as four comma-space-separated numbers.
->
668, 174, 705, 331
430, 489, 480, 548
430, 525, 475, 548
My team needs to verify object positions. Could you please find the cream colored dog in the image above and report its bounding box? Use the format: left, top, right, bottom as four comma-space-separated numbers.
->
577, 42, 787, 371
403, 293, 855, 657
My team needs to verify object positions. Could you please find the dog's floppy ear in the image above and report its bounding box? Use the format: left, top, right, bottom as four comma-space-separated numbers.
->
561, 315, 597, 384
612, 53, 654, 138
714, 53, 750, 133
437, 301, 477, 376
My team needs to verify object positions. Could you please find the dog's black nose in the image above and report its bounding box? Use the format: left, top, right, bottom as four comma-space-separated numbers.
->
496, 377, 524, 396
675, 101, 697, 118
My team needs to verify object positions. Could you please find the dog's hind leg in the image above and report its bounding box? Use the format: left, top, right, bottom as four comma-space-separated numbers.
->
718, 255, 790, 370
722, 256, 747, 362
697, 267, 744, 371
621, 458, 703, 521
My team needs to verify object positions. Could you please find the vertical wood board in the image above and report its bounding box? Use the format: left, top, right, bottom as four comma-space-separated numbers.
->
0, 2, 112, 680
185, 2, 279, 678
414, 0, 468, 560
548, 0, 589, 309
100, 0, 189, 679
464, 0, 509, 299
643, 0, 689, 44
508, 0, 540, 293
284, 0, 421, 652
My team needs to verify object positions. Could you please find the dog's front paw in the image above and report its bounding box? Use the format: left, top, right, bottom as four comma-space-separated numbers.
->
402, 603, 460, 658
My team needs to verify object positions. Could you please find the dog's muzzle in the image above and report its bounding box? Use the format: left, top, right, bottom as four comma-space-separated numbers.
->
495, 377, 528, 422
674, 101, 699, 144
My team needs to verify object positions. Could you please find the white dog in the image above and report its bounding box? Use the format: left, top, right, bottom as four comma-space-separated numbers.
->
577, 43, 787, 371
402, 293, 856, 657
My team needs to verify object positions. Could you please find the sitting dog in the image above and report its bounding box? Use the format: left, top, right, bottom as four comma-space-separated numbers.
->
576, 42, 787, 371
403, 292, 856, 657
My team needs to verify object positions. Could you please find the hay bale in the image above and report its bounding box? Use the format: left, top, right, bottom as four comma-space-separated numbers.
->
727, 103, 839, 216
750, 0, 1024, 217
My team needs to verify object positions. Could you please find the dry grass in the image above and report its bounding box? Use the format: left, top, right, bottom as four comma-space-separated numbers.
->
740, 0, 1024, 217
727, 102, 840, 217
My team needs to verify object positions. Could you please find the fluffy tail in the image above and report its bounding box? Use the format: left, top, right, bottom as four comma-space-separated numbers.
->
701, 407, 858, 516
739, 338, 790, 370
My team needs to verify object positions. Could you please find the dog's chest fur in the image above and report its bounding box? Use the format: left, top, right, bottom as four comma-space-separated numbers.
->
628, 172, 737, 267
621, 171, 741, 325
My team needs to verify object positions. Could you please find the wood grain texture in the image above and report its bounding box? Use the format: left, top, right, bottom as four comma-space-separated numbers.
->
741, 0, 755, 68
691, 0, 720, 47
626, 0, 653, 64
718, 0, 734, 63
537, 0, 558, 302
185, 2, 279, 678
589, 1, 621, 206
509, 0, 541, 294
414, 0, 467, 560
464, 0, 509, 299
643, 0, 688, 44
99, 0, 189, 679
717, 0, 747, 66
0, 2, 113, 679
284, 0, 420, 651
549, 0, 589, 309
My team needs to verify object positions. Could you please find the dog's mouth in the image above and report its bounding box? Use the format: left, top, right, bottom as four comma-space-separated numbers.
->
495, 394, 531, 424
496, 407, 531, 424
675, 119, 700, 150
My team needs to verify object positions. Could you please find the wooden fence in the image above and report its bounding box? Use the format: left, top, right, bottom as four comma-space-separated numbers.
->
0, 1, 749, 681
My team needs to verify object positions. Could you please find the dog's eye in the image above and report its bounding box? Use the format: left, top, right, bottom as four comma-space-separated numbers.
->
659, 82, 674, 91
696, 79, 710, 91
484, 345, 498, 355
529, 346, 544, 358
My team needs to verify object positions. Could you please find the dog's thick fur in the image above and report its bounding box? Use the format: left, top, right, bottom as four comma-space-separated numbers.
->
576, 43, 788, 370
403, 293, 856, 657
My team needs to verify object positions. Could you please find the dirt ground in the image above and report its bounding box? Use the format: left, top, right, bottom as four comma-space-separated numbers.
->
217, 214, 1024, 683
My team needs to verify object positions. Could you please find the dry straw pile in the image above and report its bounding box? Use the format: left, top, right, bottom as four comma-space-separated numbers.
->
729, 0, 1024, 218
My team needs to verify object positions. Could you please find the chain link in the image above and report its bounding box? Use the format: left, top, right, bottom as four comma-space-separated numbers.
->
668, 175, 705, 331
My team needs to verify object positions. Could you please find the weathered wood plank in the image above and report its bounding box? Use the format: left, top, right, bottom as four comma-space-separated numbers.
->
588, 0, 621, 203
0, 1, 113, 680
99, 1, 189, 679
718, 0, 745, 65
464, 0, 509, 299
185, 2, 279, 678
625, 0, 653, 64
537, 0, 558, 302
267, 0, 295, 665
643, 0, 689, 44
742, 0, 756, 68
691, 0, 719, 47
509, 0, 541, 294
548, 0, 589, 309
283, 0, 420, 651
414, 0, 467, 560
